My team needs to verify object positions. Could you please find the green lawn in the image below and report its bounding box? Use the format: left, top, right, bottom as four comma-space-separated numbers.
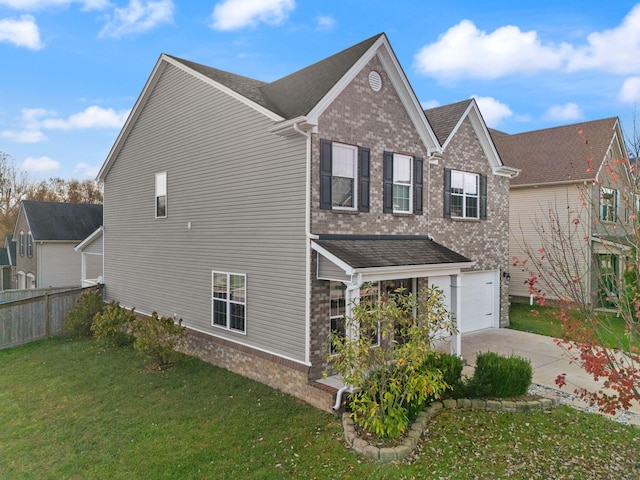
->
509, 302, 640, 351
1, 338, 638, 479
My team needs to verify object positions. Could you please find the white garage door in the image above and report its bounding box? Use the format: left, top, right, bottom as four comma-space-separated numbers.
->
460, 271, 498, 333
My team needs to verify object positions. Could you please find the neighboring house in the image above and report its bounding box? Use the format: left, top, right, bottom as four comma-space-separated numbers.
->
97, 33, 518, 410
0, 234, 16, 290
13, 201, 103, 289
492, 118, 632, 307
74, 226, 104, 287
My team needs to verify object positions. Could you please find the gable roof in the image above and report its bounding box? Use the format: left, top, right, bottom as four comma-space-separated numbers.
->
19, 201, 103, 241
99, 33, 440, 180
424, 99, 520, 178
4, 234, 15, 266
490, 117, 623, 186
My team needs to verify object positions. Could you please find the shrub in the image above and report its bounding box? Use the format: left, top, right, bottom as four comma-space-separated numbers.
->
91, 302, 136, 347
422, 352, 464, 391
329, 285, 456, 438
133, 312, 186, 367
64, 289, 104, 338
465, 351, 533, 398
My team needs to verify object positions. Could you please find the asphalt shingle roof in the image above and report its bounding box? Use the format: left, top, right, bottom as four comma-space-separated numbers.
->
490, 118, 620, 186
314, 235, 471, 269
168, 33, 384, 120
22, 201, 103, 241
424, 99, 473, 145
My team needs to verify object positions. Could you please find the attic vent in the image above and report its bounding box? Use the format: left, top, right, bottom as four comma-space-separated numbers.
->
368, 71, 382, 92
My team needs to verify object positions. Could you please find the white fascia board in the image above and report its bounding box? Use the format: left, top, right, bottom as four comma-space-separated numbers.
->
305, 35, 440, 154
164, 55, 283, 122
75, 226, 103, 252
98, 54, 284, 181
353, 262, 475, 284
98, 56, 167, 181
311, 241, 355, 276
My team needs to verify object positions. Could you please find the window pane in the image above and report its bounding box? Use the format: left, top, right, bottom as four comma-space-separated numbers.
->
213, 299, 227, 326
332, 177, 354, 207
451, 171, 464, 192
213, 273, 227, 299
393, 155, 412, 183
330, 282, 346, 317
230, 303, 245, 331
464, 173, 478, 195
451, 194, 463, 217
332, 145, 356, 178
466, 196, 478, 218
393, 184, 410, 212
155, 172, 166, 196
230, 274, 245, 303
156, 196, 166, 217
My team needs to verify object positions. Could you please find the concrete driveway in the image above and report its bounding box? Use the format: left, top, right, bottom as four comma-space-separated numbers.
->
460, 328, 640, 422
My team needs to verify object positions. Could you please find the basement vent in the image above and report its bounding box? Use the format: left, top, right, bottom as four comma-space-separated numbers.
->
368, 71, 382, 92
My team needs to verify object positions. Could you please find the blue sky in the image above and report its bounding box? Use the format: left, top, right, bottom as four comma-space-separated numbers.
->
2, 0, 640, 180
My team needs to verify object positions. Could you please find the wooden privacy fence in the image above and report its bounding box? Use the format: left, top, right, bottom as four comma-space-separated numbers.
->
0, 286, 102, 350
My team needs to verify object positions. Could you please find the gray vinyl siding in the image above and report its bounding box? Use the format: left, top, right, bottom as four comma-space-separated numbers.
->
103, 63, 309, 362
38, 243, 82, 287
509, 184, 591, 299
316, 255, 350, 282
83, 235, 103, 255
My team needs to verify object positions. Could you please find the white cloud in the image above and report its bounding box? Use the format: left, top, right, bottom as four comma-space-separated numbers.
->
73, 161, 99, 178
567, 4, 640, 74
316, 14, 334, 31
0, 0, 108, 10
421, 100, 440, 110
472, 95, 512, 127
414, 20, 568, 80
1, 129, 46, 143
0, 14, 43, 49
99, 0, 174, 38
22, 156, 59, 172
543, 103, 584, 122
40, 106, 130, 130
211, 0, 295, 31
619, 77, 640, 103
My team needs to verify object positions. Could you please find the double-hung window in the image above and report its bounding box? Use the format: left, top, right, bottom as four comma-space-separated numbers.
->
155, 172, 167, 218
444, 169, 487, 220
212, 271, 246, 333
19, 231, 24, 256
329, 282, 347, 354
331, 143, 358, 210
392, 154, 413, 213
27, 232, 33, 257
600, 187, 618, 222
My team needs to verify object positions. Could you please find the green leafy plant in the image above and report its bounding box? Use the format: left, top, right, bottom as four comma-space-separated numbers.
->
91, 301, 136, 347
465, 351, 532, 398
133, 312, 186, 367
329, 285, 456, 438
64, 289, 104, 338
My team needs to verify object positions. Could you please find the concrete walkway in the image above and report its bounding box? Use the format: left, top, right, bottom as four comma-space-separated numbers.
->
460, 328, 640, 425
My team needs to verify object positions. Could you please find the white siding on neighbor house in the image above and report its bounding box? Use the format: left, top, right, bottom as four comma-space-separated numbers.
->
509, 183, 591, 299
83, 234, 103, 255
103, 63, 309, 363
84, 254, 103, 280
37, 242, 83, 287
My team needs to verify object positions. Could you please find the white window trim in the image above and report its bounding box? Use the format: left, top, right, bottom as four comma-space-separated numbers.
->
331, 142, 358, 211
27, 231, 33, 258
155, 171, 167, 219
19, 231, 24, 257
600, 187, 618, 222
392, 153, 413, 214
451, 170, 479, 219
211, 271, 247, 334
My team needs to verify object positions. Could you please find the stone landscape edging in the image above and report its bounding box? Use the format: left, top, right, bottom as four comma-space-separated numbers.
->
342, 396, 559, 462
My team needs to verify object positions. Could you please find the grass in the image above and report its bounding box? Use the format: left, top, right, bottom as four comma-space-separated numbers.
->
1, 337, 639, 479
509, 302, 640, 351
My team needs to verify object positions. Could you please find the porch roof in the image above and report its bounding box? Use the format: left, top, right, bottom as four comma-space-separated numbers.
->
312, 235, 473, 283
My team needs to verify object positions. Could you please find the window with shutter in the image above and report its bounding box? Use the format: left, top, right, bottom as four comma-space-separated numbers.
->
444, 169, 487, 220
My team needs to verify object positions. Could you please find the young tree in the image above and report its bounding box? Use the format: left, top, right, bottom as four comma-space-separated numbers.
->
513, 131, 640, 414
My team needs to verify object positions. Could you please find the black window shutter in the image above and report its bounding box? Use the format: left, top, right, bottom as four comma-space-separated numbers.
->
443, 168, 451, 218
319, 139, 332, 210
358, 147, 370, 212
413, 157, 424, 215
383, 151, 394, 213
480, 174, 488, 220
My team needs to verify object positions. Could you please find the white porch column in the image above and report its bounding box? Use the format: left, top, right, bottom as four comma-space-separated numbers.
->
450, 274, 462, 357
345, 281, 361, 341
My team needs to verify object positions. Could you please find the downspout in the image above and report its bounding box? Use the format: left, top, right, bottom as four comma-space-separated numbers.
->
293, 122, 313, 366
332, 276, 363, 410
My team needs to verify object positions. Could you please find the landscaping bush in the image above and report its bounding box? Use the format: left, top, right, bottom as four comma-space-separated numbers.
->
465, 351, 533, 398
133, 312, 186, 367
91, 302, 136, 347
423, 352, 464, 391
64, 289, 104, 338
